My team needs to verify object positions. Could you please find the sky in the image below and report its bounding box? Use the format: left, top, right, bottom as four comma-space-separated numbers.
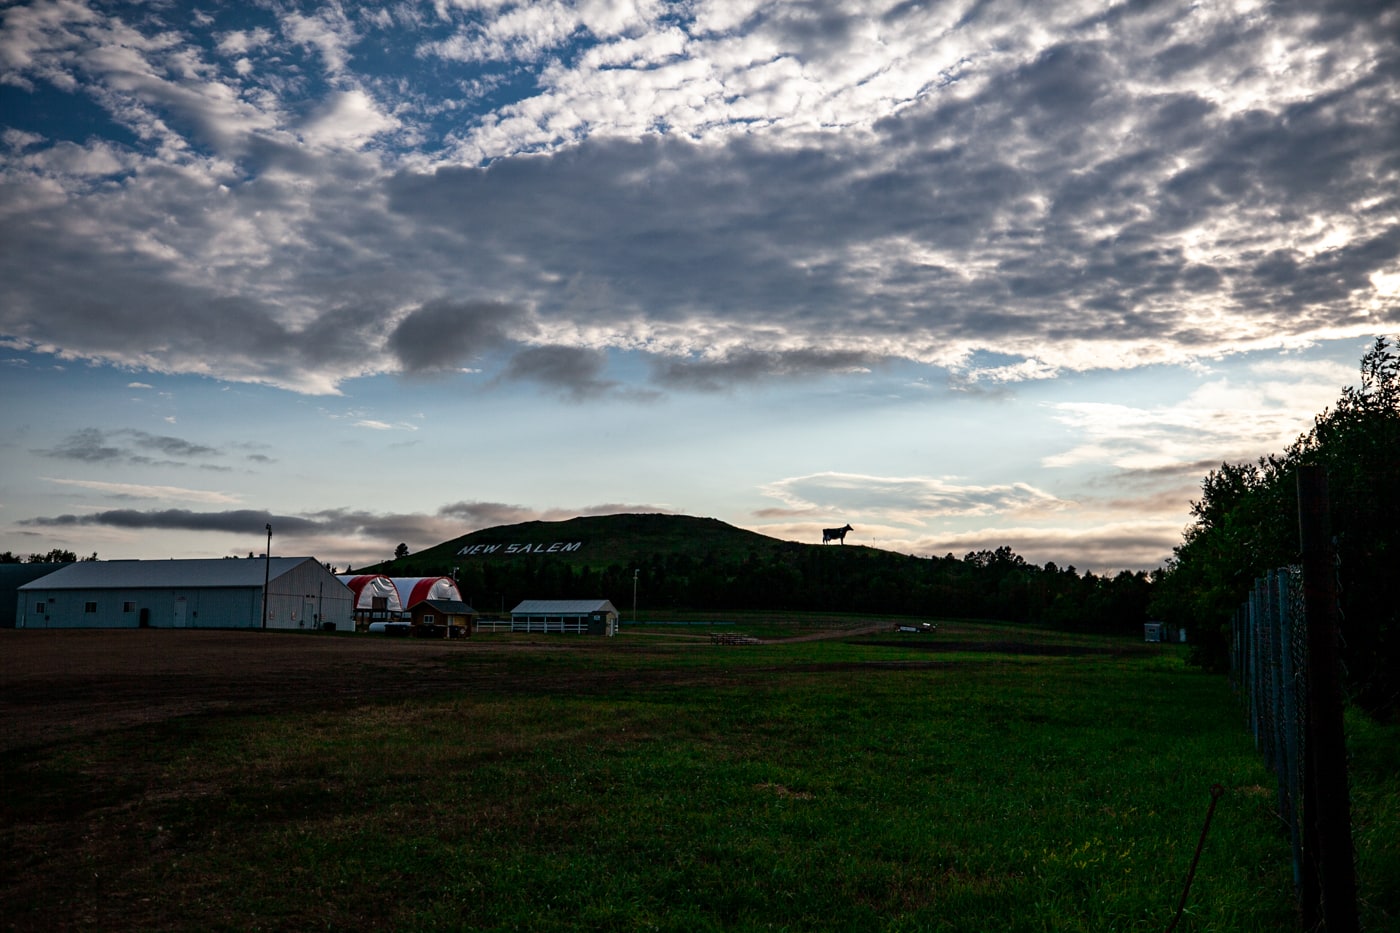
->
1, 0, 1397, 574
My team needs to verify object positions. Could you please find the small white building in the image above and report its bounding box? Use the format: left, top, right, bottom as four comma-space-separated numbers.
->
18, 558, 354, 630
509, 599, 619, 635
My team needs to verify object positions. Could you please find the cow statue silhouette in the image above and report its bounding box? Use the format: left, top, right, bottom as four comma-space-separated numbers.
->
822, 524, 853, 544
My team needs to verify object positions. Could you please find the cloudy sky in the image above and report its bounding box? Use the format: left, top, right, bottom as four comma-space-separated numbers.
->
2, 0, 1396, 573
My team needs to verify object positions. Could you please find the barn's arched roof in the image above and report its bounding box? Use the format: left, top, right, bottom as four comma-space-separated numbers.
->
389, 576, 462, 609
336, 574, 403, 612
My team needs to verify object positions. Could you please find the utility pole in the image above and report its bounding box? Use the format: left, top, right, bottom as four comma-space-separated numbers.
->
632, 568, 639, 624
261, 523, 272, 630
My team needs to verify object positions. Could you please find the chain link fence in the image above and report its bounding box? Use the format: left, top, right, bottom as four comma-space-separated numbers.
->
1232, 567, 1307, 895
1231, 515, 1358, 933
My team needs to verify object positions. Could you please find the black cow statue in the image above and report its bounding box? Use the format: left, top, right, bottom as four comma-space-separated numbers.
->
822, 524, 853, 544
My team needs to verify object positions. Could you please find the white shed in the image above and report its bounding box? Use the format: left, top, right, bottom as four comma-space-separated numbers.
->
18, 558, 354, 630
509, 599, 619, 636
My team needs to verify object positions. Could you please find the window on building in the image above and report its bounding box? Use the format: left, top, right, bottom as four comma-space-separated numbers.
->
422, 613, 435, 624
84, 602, 98, 613
123, 601, 136, 613
35, 602, 44, 614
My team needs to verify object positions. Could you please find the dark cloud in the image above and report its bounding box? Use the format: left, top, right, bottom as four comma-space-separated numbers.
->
37, 428, 219, 464
22, 509, 320, 534
387, 299, 529, 372
40, 428, 125, 463
127, 430, 219, 459
301, 508, 454, 543
755, 5, 859, 59
494, 345, 618, 400
18, 506, 449, 547
19, 502, 674, 560
651, 348, 882, 392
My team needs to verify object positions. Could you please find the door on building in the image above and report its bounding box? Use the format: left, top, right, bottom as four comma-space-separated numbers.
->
173, 597, 187, 628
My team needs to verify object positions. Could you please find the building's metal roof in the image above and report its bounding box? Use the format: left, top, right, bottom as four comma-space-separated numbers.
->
511, 599, 617, 615
1, 563, 68, 589
389, 576, 462, 609
18, 557, 323, 590
416, 599, 474, 614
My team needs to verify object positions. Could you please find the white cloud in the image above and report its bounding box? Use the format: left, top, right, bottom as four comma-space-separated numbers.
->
280, 7, 358, 75
43, 477, 242, 504
301, 89, 399, 148
216, 28, 274, 57
760, 471, 1068, 524
1044, 365, 1354, 472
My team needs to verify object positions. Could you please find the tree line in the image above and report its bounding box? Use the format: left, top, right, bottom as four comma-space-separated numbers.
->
1150, 337, 1400, 718
0, 549, 97, 564
427, 542, 1155, 635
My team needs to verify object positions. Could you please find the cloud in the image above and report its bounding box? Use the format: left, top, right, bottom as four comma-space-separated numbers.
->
280, 6, 359, 75
743, 515, 1178, 572
42, 477, 241, 504
494, 345, 620, 400
300, 89, 399, 148
910, 521, 1181, 573
387, 299, 529, 373
36, 428, 220, 464
22, 508, 321, 534
651, 348, 879, 392
438, 500, 673, 527
760, 472, 1068, 524
1043, 363, 1354, 472
16, 499, 677, 568
1, 0, 1397, 397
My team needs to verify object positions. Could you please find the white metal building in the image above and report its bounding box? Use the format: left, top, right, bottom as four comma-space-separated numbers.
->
509, 599, 619, 635
17, 558, 354, 630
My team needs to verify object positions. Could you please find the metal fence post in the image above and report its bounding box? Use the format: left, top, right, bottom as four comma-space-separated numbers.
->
1296, 465, 1358, 933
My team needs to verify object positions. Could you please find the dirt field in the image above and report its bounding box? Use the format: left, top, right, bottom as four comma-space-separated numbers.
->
0, 629, 504, 753
0, 625, 1129, 754
0, 626, 886, 753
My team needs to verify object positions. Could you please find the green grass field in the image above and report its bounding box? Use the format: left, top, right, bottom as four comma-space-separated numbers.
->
3, 620, 1395, 931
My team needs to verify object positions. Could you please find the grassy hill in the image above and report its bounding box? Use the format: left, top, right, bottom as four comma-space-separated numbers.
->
356, 512, 837, 576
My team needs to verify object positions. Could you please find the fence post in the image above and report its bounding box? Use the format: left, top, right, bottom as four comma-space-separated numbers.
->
1296, 465, 1358, 933
1276, 569, 1304, 897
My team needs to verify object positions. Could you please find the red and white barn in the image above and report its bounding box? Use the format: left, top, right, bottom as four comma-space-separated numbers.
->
337, 574, 403, 629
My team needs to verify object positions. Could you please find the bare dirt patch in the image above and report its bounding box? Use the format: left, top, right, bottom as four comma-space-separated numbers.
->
0, 627, 877, 753
0, 630, 483, 753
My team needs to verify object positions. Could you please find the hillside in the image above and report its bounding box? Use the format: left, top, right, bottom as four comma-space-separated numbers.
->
354, 511, 1153, 632
357, 512, 823, 576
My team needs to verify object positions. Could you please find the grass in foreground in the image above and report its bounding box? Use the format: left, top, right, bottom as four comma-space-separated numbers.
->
0, 630, 1327, 931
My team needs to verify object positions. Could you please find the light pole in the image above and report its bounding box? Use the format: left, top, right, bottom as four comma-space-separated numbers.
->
261, 523, 271, 629
632, 568, 639, 624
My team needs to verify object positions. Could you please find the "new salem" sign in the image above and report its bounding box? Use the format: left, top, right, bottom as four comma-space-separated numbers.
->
457, 542, 583, 557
